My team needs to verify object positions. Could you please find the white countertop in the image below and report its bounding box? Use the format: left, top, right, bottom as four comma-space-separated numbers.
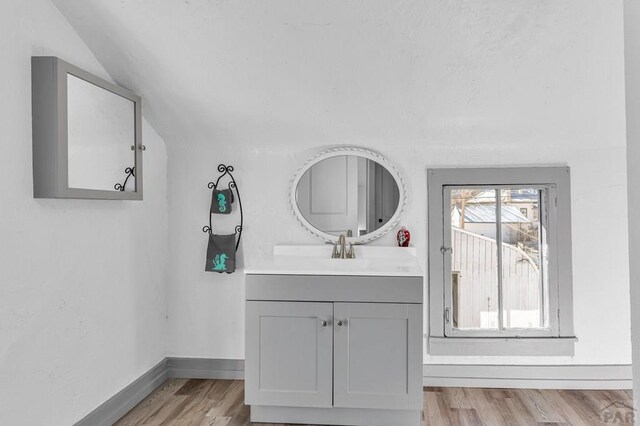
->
245, 244, 423, 277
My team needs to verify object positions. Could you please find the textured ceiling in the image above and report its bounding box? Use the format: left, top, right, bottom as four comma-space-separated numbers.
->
51, 0, 600, 148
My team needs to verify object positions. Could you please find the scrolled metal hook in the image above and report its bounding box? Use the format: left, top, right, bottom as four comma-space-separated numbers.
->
114, 166, 135, 192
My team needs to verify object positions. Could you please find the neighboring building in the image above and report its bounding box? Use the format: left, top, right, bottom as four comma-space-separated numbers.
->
451, 203, 531, 244
466, 188, 540, 221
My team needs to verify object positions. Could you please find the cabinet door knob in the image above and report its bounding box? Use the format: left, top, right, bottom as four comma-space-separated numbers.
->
337, 320, 343, 326
321, 320, 328, 327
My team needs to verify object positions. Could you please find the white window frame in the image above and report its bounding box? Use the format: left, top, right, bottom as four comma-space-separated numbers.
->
427, 167, 576, 356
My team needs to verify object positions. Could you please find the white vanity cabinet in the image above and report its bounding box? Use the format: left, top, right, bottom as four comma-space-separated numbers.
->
245, 273, 423, 426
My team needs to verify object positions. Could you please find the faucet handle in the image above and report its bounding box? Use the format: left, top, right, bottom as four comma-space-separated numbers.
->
347, 244, 355, 259
331, 244, 340, 258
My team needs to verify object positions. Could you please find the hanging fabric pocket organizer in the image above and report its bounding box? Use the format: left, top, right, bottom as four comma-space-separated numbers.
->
210, 188, 234, 214
203, 164, 243, 274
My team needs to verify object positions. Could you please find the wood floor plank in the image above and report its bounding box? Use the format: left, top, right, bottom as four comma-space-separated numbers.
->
164, 383, 223, 425
435, 390, 456, 425
513, 389, 560, 423
494, 397, 529, 426
116, 379, 633, 425
176, 379, 215, 396
115, 379, 189, 426
557, 389, 604, 424
502, 389, 540, 425
423, 389, 444, 425
444, 387, 472, 409
535, 389, 585, 425
463, 387, 506, 425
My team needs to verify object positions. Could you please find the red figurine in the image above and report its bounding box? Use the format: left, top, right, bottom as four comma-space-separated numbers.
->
397, 226, 410, 247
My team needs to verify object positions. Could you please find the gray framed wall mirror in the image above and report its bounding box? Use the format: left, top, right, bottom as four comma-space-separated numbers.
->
32, 56, 143, 200
290, 147, 407, 244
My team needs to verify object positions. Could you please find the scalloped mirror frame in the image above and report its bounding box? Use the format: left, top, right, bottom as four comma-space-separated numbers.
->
289, 147, 407, 244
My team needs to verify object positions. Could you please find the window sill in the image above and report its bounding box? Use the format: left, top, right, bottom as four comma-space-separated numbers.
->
428, 336, 577, 356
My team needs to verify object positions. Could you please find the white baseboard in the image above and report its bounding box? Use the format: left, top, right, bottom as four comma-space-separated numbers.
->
423, 363, 632, 389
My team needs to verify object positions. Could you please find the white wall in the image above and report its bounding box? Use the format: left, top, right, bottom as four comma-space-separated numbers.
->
165, 2, 631, 366
50, 1, 631, 367
0, 1, 169, 424
624, 0, 640, 410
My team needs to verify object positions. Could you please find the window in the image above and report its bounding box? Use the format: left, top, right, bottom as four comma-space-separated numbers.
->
447, 186, 550, 336
427, 168, 575, 356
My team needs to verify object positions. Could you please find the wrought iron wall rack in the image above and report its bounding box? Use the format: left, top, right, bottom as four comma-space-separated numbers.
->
202, 164, 243, 252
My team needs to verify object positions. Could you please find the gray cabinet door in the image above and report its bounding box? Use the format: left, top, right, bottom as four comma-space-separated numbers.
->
245, 301, 333, 407
333, 302, 423, 410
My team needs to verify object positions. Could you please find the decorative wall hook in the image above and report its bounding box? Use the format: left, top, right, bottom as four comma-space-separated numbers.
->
114, 167, 135, 191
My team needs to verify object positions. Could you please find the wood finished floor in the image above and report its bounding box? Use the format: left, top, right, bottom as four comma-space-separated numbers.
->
115, 379, 634, 426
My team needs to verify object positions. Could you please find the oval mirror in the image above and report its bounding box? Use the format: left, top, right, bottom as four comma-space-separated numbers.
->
290, 147, 406, 244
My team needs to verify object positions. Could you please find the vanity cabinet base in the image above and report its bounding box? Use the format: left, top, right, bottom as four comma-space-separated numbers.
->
250, 405, 422, 426
245, 274, 424, 426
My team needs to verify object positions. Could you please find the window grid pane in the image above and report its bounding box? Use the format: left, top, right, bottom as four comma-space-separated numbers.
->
450, 188, 499, 331
499, 188, 548, 331
448, 186, 550, 336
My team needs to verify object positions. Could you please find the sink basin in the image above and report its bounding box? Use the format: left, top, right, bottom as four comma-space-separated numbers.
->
245, 244, 422, 277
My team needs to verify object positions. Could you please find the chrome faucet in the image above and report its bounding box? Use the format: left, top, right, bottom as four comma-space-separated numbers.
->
332, 231, 355, 259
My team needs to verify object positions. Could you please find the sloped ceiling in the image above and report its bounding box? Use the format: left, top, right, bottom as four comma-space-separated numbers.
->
50, 0, 578, 147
